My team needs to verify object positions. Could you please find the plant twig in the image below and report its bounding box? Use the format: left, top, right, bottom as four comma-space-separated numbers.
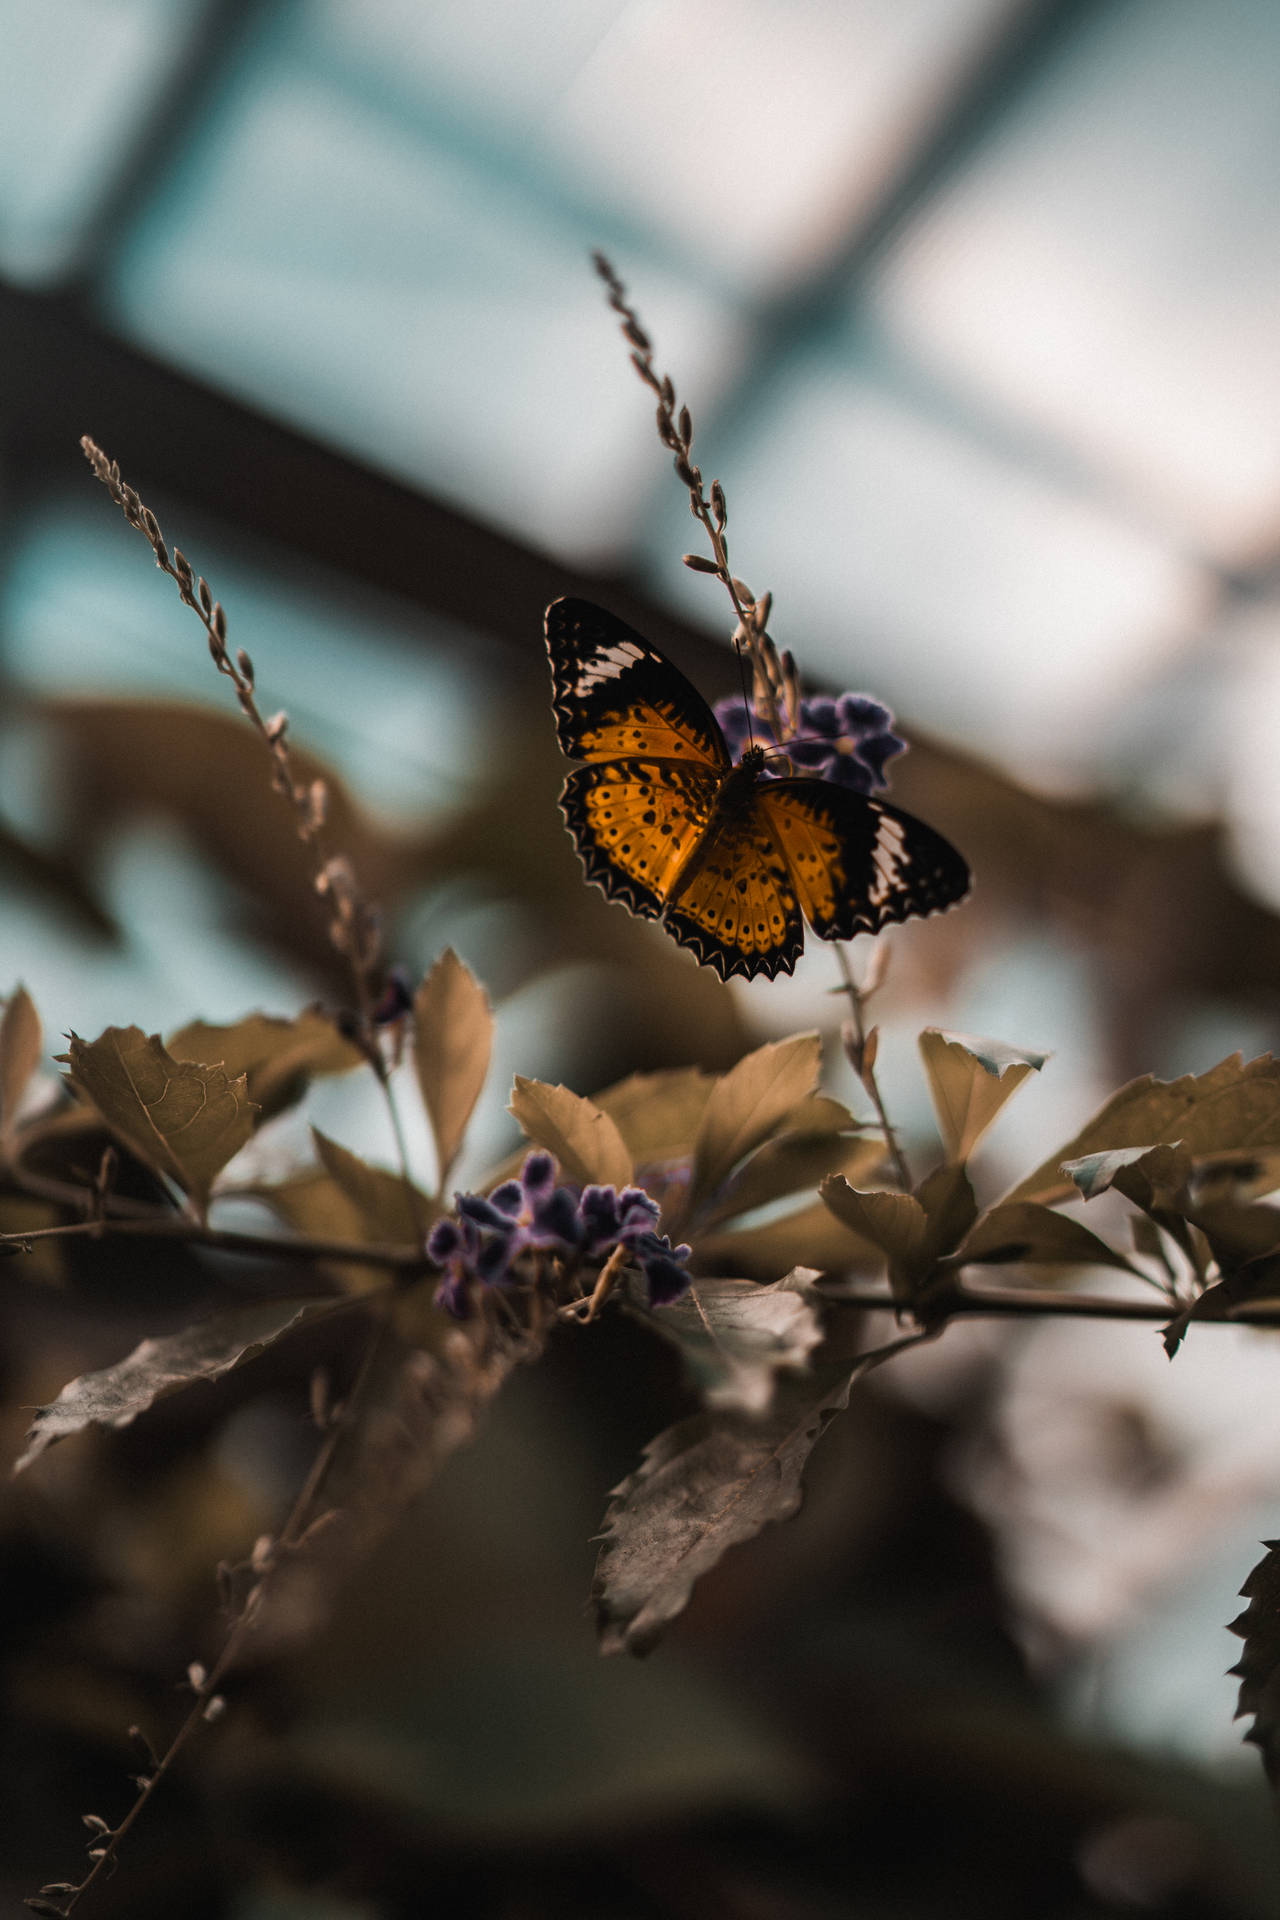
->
833, 942, 911, 1190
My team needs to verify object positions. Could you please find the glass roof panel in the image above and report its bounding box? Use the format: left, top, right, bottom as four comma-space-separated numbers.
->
644, 352, 1205, 791
0, 0, 196, 285
101, 33, 743, 563
304, 0, 1026, 295
867, 0, 1280, 564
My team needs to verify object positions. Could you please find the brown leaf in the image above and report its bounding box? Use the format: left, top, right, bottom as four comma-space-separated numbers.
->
0, 985, 42, 1138
311, 1130, 429, 1245
594, 1065, 716, 1164
508, 1077, 633, 1188
689, 1033, 822, 1213
918, 1029, 1047, 1163
956, 1200, 1140, 1273
1229, 1540, 1280, 1802
15, 1298, 331, 1472
168, 1008, 362, 1119
695, 1198, 879, 1283
593, 1335, 924, 1655
638, 1271, 824, 1411
1005, 1054, 1280, 1206
64, 1027, 258, 1218
412, 949, 494, 1192
699, 1131, 885, 1231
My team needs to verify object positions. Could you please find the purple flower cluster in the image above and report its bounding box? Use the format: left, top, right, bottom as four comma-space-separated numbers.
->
428, 1151, 691, 1318
712, 692, 905, 794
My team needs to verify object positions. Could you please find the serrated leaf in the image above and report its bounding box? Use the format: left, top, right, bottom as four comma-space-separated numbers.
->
1229, 1540, 1280, 1799
956, 1200, 1139, 1272
14, 1298, 330, 1472
820, 1177, 926, 1265
1006, 1054, 1280, 1206
639, 1271, 824, 1412
919, 1029, 1047, 1163
508, 1078, 633, 1188
1062, 1142, 1192, 1204
695, 1198, 879, 1282
312, 1130, 428, 1244
412, 950, 493, 1191
0, 985, 41, 1138
594, 1065, 716, 1164
688, 1034, 822, 1213
168, 1007, 361, 1120
593, 1336, 921, 1655
64, 1026, 258, 1218
699, 1130, 885, 1230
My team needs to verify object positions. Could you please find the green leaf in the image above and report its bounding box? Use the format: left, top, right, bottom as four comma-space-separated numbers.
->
688, 1033, 822, 1213
639, 1271, 824, 1412
0, 985, 41, 1138
412, 949, 494, 1191
508, 1077, 633, 1188
957, 1200, 1139, 1272
918, 1029, 1048, 1162
1229, 1540, 1280, 1802
1006, 1054, 1280, 1206
593, 1336, 922, 1655
168, 1007, 362, 1120
64, 1026, 259, 1218
312, 1130, 429, 1244
14, 1297, 331, 1472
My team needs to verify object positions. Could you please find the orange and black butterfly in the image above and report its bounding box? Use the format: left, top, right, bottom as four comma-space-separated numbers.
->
545, 597, 970, 981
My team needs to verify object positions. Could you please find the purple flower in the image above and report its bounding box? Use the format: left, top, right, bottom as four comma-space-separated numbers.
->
712, 691, 904, 794
431, 1155, 692, 1317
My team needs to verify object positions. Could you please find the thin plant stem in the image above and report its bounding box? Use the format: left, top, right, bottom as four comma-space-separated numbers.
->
819, 1280, 1280, 1327
833, 942, 911, 1190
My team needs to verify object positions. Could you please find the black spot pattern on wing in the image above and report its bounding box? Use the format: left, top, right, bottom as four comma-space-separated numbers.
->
560, 760, 719, 921
546, 598, 729, 769
759, 781, 971, 939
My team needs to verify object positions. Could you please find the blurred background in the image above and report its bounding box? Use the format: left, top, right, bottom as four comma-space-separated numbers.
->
5, 0, 1280, 1913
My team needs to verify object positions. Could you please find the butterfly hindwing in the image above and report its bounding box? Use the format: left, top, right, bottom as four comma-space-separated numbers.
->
662, 810, 804, 981
560, 759, 721, 921
758, 779, 971, 940
546, 598, 729, 770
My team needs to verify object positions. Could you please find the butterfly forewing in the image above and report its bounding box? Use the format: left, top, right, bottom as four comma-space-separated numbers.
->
546, 598, 730, 770
561, 760, 721, 921
759, 780, 971, 939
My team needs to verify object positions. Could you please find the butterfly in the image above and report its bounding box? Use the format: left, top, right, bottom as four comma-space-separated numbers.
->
545, 598, 970, 981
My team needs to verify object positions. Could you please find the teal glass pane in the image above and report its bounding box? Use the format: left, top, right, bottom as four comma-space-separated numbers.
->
0, 0, 201, 284
100, 11, 741, 565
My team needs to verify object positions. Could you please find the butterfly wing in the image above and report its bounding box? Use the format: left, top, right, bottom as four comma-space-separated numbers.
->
560, 759, 722, 922
758, 778, 970, 939
662, 808, 804, 980
545, 598, 730, 769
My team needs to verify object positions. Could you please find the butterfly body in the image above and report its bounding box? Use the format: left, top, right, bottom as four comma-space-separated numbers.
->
546, 598, 969, 981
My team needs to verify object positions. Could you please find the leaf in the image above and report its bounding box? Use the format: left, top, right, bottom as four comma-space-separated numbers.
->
957, 1200, 1139, 1273
919, 1030, 1048, 1162
1062, 1143, 1192, 1204
1006, 1054, 1280, 1206
168, 1008, 362, 1120
594, 1065, 716, 1164
14, 1298, 330, 1472
640, 1271, 824, 1412
412, 950, 494, 1191
695, 1198, 880, 1283
820, 1177, 927, 1272
914, 1162, 978, 1264
688, 1033, 822, 1213
312, 1130, 429, 1244
508, 1077, 633, 1189
64, 1027, 259, 1218
593, 1335, 923, 1655
699, 1130, 885, 1230
0, 985, 41, 1138
1229, 1540, 1280, 1800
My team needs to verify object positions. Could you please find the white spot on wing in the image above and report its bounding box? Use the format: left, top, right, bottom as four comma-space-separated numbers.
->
867, 812, 908, 907
572, 642, 646, 692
